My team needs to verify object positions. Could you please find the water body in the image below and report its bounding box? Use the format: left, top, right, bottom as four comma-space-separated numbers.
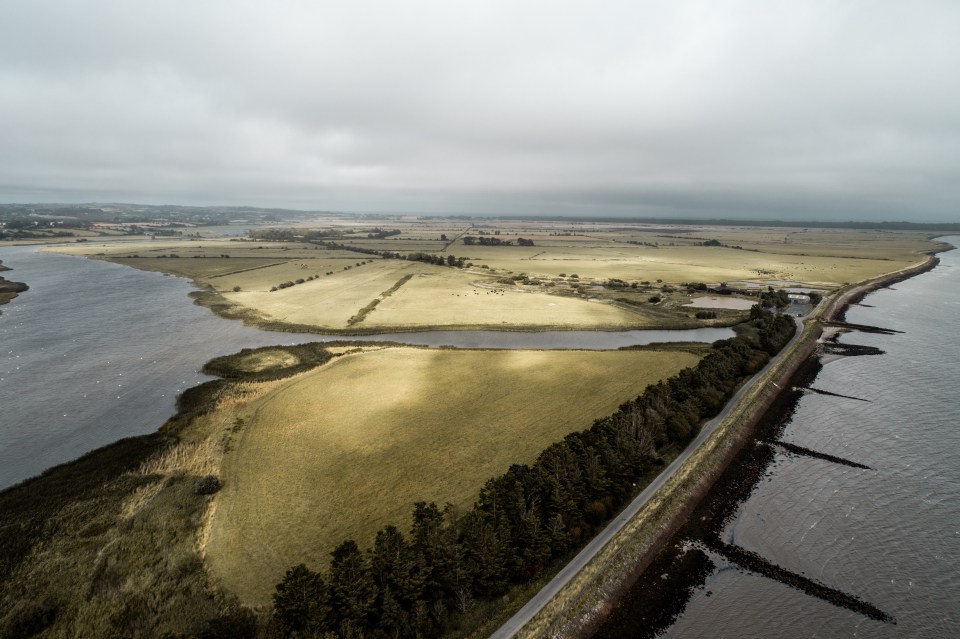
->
647, 238, 960, 638
0, 246, 733, 489
352, 327, 734, 350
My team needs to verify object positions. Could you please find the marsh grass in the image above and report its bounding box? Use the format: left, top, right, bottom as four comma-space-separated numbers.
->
203, 343, 332, 381
0, 430, 227, 639
0, 344, 334, 638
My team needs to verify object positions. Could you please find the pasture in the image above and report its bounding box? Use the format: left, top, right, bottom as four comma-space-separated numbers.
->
45, 223, 938, 331
362, 267, 644, 329
203, 346, 700, 604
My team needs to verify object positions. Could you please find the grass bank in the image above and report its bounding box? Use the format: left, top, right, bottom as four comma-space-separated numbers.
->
0, 344, 333, 638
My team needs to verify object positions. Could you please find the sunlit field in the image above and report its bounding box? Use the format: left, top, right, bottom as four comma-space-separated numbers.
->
204, 346, 701, 603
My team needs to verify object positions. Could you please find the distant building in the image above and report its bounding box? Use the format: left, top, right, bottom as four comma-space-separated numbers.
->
788, 293, 811, 303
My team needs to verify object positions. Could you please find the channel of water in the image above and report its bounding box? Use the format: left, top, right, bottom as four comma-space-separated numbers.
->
0, 245, 733, 489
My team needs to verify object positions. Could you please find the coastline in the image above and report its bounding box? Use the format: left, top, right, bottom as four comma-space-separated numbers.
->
0, 343, 337, 637
0, 259, 29, 312
42, 248, 743, 335
511, 253, 942, 639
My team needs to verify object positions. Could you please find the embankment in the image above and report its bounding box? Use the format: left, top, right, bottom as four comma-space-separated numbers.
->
527, 254, 940, 639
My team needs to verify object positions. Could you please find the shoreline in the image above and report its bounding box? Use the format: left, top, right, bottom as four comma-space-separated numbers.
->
513, 253, 942, 639
584, 253, 942, 636
188, 275, 744, 335
32, 245, 739, 334
0, 343, 339, 637
0, 259, 29, 312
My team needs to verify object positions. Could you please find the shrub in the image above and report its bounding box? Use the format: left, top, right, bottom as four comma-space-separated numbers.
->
194, 475, 222, 495
200, 606, 256, 639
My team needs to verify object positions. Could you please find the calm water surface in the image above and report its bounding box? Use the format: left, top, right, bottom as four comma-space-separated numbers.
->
0, 246, 733, 489
655, 238, 960, 638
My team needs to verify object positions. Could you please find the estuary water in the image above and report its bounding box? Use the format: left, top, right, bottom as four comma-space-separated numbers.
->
0, 246, 733, 489
652, 238, 960, 638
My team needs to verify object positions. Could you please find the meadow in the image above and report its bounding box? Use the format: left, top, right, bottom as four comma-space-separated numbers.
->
46, 221, 936, 333
203, 346, 700, 604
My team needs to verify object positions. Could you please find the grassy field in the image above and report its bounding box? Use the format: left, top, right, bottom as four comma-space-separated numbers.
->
203, 346, 700, 605
362, 267, 644, 328
226, 260, 424, 327
44, 224, 939, 333
49, 240, 653, 330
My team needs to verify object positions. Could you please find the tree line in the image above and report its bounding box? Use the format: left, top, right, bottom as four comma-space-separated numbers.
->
462, 236, 534, 246
267, 308, 795, 638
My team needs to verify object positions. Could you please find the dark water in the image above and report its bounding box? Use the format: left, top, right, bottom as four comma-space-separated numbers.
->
0, 246, 733, 489
652, 238, 960, 638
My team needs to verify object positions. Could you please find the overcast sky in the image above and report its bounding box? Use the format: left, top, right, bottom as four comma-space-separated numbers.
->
2, 1, 958, 220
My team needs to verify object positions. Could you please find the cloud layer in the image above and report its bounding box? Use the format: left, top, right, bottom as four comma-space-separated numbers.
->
2, 0, 958, 220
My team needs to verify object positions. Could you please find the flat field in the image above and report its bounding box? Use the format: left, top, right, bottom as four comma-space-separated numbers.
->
361, 267, 644, 329
49, 239, 649, 330
46, 223, 938, 331
204, 346, 700, 604
441, 236, 930, 285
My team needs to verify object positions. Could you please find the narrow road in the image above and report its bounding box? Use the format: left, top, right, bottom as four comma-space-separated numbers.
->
491, 314, 806, 639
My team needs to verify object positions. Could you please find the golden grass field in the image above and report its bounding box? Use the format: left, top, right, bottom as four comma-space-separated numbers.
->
49, 240, 649, 330
361, 267, 643, 329
227, 260, 423, 327
46, 225, 938, 331
204, 346, 700, 604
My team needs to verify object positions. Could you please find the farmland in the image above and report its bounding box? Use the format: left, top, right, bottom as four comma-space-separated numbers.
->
203, 346, 701, 604
46, 220, 937, 333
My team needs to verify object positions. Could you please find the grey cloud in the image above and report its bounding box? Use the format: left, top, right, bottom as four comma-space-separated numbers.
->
1, 0, 959, 220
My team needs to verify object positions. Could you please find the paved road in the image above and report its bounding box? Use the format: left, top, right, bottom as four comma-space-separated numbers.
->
491, 314, 806, 639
